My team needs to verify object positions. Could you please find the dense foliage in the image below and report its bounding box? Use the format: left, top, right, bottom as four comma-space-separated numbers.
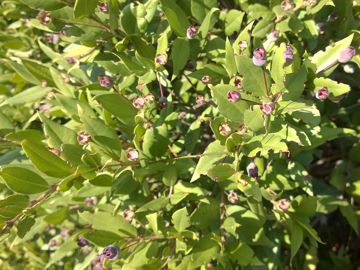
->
0, 0, 360, 269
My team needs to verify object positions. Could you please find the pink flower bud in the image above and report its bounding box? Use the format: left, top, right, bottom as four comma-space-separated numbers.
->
196, 95, 206, 105
186, 25, 198, 39
98, 2, 108, 12
39, 102, 52, 111
48, 147, 61, 156
178, 111, 186, 120
238, 40, 248, 51
126, 148, 139, 162
268, 30, 279, 41
234, 77, 243, 88
132, 96, 145, 109
252, 48, 266, 66
218, 123, 231, 136
155, 54, 167, 65
201, 75, 211, 84
123, 209, 135, 221
338, 46, 356, 63
40, 80, 47, 87
315, 86, 329, 100
227, 191, 238, 204
37, 11, 52, 25
84, 197, 97, 206
77, 132, 91, 145
66, 57, 76, 64
278, 198, 291, 211
98, 75, 112, 88
281, 0, 295, 11
227, 90, 241, 103
260, 102, 275, 115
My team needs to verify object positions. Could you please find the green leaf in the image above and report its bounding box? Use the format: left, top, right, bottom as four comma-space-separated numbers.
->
282, 65, 308, 100
235, 55, 270, 97
172, 38, 190, 76
0, 112, 13, 134
0, 86, 51, 106
136, 197, 169, 213
191, 0, 217, 22
189, 235, 220, 268
19, 0, 65, 10
311, 34, 353, 73
162, 165, 178, 186
39, 114, 77, 149
0, 167, 49, 194
142, 124, 169, 158
225, 10, 244, 35
172, 207, 190, 232
340, 205, 359, 235
290, 222, 303, 261
159, 0, 190, 37
244, 107, 265, 132
79, 211, 137, 237
230, 242, 254, 266
198, 8, 219, 39
73, 0, 99, 18
50, 67, 74, 97
83, 230, 122, 246
22, 59, 54, 86
95, 93, 137, 133
0, 195, 29, 222
6, 60, 39, 84
211, 84, 250, 123
278, 99, 320, 127
21, 140, 73, 178
89, 174, 113, 187
44, 208, 68, 225
225, 38, 237, 77
191, 140, 227, 181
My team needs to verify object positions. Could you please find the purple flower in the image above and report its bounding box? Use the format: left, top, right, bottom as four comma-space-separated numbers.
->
98, 3, 108, 12
283, 44, 294, 64
77, 237, 89, 247
252, 48, 266, 66
45, 34, 60, 44
37, 10, 52, 25
260, 102, 275, 115
315, 87, 329, 100
338, 46, 356, 63
101, 245, 119, 261
246, 162, 259, 180
186, 25, 198, 39
98, 75, 112, 88
84, 197, 97, 206
227, 90, 241, 103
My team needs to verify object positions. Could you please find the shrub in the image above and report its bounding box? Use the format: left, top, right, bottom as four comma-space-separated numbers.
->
0, 0, 359, 269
